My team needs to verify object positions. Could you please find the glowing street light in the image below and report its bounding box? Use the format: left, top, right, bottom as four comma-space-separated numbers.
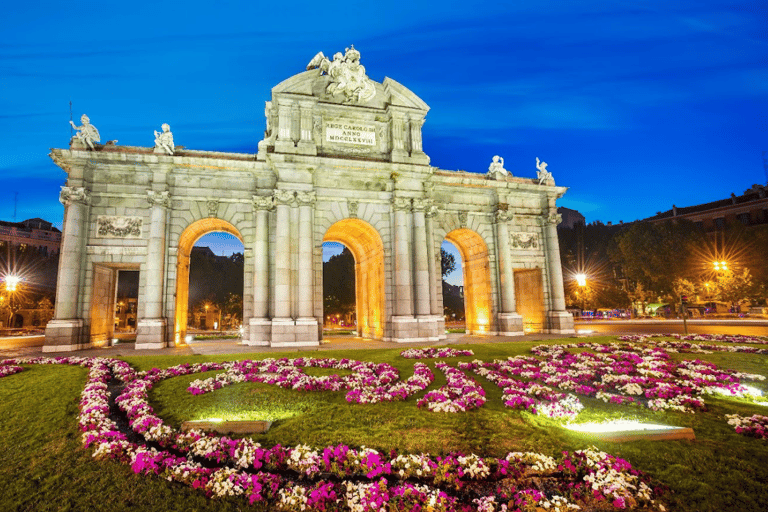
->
713, 261, 728, 272
575, 273, 587, 287
4, 275, 20, 292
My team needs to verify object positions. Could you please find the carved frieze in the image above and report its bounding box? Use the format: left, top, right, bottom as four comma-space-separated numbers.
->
59, 186, 90, 206
96, 215, 142, 239
510, 232, 539, 250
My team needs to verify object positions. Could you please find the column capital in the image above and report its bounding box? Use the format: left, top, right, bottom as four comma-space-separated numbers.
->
412, 197, 431, 212
273, 189, 296, 206
253, 195, 275, 211
540, 212, 562, 226
425, 204, 440, 218
59, 186, 90, 206
392, 196, 412, 212
296, 190, 317, 206
146, 190, 171, 208
494, 209, 513, 223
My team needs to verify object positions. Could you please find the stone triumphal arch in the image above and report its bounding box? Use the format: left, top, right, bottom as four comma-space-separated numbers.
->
44, 46, 574, 352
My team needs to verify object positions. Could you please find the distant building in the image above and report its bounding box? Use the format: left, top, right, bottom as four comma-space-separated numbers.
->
0, 218, 61, 256
644, 184, 768, 231
557, 207, 585, 228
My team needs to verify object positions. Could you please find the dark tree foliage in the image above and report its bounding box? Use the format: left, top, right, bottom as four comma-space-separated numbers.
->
441, 248, 456, 278
188, 249, 244, 307
608, 220, 706, 299
323, 247, 355, 317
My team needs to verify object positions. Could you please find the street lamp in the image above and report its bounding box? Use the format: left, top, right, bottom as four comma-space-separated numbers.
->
713, 261, 728, 272
4, 275, 21, 328
575, 273, 587, 316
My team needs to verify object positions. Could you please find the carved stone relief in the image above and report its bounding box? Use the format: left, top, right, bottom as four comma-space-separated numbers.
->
96, 216, 142, 238
510, 232, 539, 250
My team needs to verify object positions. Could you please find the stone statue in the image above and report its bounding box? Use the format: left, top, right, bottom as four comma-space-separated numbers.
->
307, 45, 376, 104
536, 157, 552, 184
70, 114, 100, 150
487, 155, 508, 179
154, 123, 175, 155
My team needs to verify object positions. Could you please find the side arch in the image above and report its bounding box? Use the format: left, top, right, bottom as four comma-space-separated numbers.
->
323, 219, 385, 339
444, 228, 493, 334
174, 218, 243, 344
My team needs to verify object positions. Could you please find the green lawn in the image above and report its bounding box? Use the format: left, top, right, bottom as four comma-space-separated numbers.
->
1, 337, 767, 511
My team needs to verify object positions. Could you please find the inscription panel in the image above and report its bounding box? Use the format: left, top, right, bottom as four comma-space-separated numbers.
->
325, 121, 376, 146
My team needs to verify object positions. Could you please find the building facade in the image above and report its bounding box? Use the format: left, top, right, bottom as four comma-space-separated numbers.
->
0, 218, 61, 256
44, 48, 574, 352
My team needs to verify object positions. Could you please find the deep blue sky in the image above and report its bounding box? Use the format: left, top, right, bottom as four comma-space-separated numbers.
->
2, 1, 766, 232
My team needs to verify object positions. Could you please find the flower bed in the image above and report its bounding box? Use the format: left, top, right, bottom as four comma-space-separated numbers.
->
726, 413, 768, 439
400, 347, 475, 359
0, 354, 669, 511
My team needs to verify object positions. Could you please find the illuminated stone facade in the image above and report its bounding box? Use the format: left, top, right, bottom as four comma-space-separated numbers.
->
44, 50, 574, 352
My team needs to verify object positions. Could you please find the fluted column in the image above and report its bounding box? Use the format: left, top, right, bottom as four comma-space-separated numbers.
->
412, 199, 431, 317
273, 190, 294, 319
542, 203, 575, 334
54, 186, 90, 320
136, 190, 171, 349
392, 197, 413, 317
248, 195, 274, 346
143, 190, 170, 318
252, 196, 274, 318
495, 208, 524, 336
296, 191, 316, 319
425, 204, 439, 316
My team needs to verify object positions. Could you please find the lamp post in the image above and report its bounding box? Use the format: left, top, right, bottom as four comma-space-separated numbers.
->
575, 273, 587, 317
4, 275, 20, 328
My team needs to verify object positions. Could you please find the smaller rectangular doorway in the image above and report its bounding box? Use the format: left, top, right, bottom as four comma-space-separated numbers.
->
514, 268, 545, 333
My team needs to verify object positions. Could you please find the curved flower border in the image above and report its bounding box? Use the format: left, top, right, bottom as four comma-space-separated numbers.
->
0, 354, 669, 511
401, 347, 475, 359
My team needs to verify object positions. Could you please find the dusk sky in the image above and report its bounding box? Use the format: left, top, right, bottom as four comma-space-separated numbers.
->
2, 1, 765, 281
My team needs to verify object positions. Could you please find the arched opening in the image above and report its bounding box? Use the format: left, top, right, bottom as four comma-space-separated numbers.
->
444, 229, 492, 334
322, 242, 356, 332
174, 219, 243, 344
322, 219, 384, 339
440, 240, 465, 330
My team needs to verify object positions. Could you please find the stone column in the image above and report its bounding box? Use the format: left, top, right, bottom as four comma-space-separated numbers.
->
542, 205, 575, 333
249, 195, 274, 345
136, 190, 171, 349
391, 196, 418, 341
296, 191, 319, 342
297, 101, 316, 155
412, 199, 431, 316
495, 209, 524, 335
273, 190, 294, 321
425, 204, 439, 316
44, 186, 90, 351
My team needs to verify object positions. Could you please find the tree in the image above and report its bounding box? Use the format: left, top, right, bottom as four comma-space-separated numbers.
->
441, 248, 456, 278
717, 269, 754, 311
323, 247, 355, 318
609, 220, 706, 299
222, 293, 243, 328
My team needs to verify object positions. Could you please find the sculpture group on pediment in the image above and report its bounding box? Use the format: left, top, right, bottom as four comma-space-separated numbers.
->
70, 114, 100, 150
307, 45, 376, 104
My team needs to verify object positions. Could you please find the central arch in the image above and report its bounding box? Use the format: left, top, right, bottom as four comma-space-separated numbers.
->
323, 219, 384, 339
445, 228, 492, 334
174, 218, 243, 344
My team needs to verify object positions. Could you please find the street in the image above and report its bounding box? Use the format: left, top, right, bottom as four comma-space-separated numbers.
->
574, 320, 768, 337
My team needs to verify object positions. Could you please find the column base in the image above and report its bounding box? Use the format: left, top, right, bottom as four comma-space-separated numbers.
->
136, 318, 168, 349
247, 318, 272, 346
391, 316, 429, 343
417, 315, 442, 342
44, 319, 86, 352
269, 318, 320, 347
546, 311, 576, 334
497, 312, 525, 336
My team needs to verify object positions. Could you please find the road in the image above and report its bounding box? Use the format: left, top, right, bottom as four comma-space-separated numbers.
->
574, 320, 768, 337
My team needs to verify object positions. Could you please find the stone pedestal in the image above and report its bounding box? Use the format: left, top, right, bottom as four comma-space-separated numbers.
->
417, 315, 441, 341
247, 318, 271, 346
295, 318, 319, 344
270, 318, 320, 347
497, 312, 524, 336
391, 316, 420, 342
43, 319, 85, 352
547, 311, 576, 334
135, 319, 168, 349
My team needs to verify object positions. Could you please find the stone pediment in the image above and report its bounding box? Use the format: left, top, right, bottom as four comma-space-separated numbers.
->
257, 47, 430, 165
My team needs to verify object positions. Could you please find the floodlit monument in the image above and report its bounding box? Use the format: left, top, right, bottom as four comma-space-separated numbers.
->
44, 46, 574, 352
